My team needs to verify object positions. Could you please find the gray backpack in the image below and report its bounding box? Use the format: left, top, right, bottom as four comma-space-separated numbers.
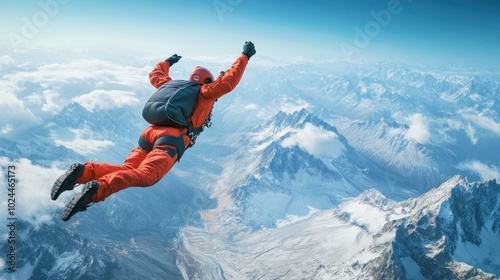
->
141, 80, 213, 159
142, 80, 201, 130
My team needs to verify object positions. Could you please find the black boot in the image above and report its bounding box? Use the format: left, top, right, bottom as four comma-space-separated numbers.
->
61, 181, 99, 222
51, 163, 84, 201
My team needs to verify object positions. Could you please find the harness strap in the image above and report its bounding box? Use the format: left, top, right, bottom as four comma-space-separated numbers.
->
138, 134, 187, 161
138, 136, 153, 152
154, 134, 186, 160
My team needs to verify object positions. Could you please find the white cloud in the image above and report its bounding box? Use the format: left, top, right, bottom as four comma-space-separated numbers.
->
0, 57, 151, 141
0, 87, 24, 111
244, 103, 257, 110
186, 55, 236, 64
73, 89, 140, 111
0, 157, 68, 228
438, 118, 479, 145
0, 55, 15, 69
280, 99, 311, 114
391, 111, 404, 121
0, 124, 14, 135
445, 118, 462, 130
465, 122, 478, 145
458, 161, 500, 182
5, 59, 147, 88
281, 123, 345, 159
389, 112, 434, 144
41, 90, 62, 113
464, 114, 500, 136
0, 85, 41, 138
53, 126, 115, 155
404, 113, 431, 144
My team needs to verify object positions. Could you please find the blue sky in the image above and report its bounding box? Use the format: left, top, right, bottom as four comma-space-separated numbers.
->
1, 0, 499, 65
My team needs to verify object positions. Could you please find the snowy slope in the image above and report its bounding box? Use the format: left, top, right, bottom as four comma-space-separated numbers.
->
201, 109, 417, 232
177, 176, 500, 279
0, 221, 114, 279
336, 119, 463, 189
0, 102, 145, 167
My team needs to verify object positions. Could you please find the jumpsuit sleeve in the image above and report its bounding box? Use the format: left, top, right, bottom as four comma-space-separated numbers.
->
149, 61, 173, 89
198, 54, 249, 100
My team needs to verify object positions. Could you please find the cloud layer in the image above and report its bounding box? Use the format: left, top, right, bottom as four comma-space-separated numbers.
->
72, 89, 140, 111
458, 161, 500, 182
0, 157, 69, 228
281, 123, 345, 159
0, 57, 150, 140
405, 113, 430, 144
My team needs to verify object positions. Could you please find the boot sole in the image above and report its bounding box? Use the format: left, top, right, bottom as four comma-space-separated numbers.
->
61, 182, 97, 222
51, 163, 83, 201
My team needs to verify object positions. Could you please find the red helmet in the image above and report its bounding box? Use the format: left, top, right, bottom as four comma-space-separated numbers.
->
189, 66, 214, 85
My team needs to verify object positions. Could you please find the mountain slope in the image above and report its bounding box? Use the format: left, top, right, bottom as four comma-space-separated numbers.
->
201, 109, 417, 232
0, 102, 146, 166
337, 119, 463, 189
0, 221, 115, 280
177, 176, 500, 279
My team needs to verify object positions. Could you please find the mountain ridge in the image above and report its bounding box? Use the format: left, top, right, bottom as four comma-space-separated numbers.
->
178, 176, 500, 279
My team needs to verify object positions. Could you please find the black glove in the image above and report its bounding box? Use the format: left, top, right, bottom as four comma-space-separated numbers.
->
242, 41, 256, 59
166, 54, 182, 66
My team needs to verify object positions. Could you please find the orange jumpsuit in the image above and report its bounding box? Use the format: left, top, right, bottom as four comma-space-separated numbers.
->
75, 54, 249, 202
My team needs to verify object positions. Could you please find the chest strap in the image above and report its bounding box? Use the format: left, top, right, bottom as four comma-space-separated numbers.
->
138, 134, 187, 161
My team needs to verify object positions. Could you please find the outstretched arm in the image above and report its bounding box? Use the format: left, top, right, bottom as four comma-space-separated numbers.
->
199, 41, 255, 100
149, 54, 182, 89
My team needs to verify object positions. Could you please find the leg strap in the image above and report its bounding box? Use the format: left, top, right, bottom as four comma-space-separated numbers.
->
138, 134, 187, 161
138, 136, 153, 152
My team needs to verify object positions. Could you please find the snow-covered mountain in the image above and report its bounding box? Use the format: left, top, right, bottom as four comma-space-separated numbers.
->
214, 62, 500, 190
309, 66, 499, 122
260, 65, 498, 185
337, 119, 463, 189
177, 176, 500, 279
205, 109, 417, 232
0, 102, 145, 166
0, 221, 115, 279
